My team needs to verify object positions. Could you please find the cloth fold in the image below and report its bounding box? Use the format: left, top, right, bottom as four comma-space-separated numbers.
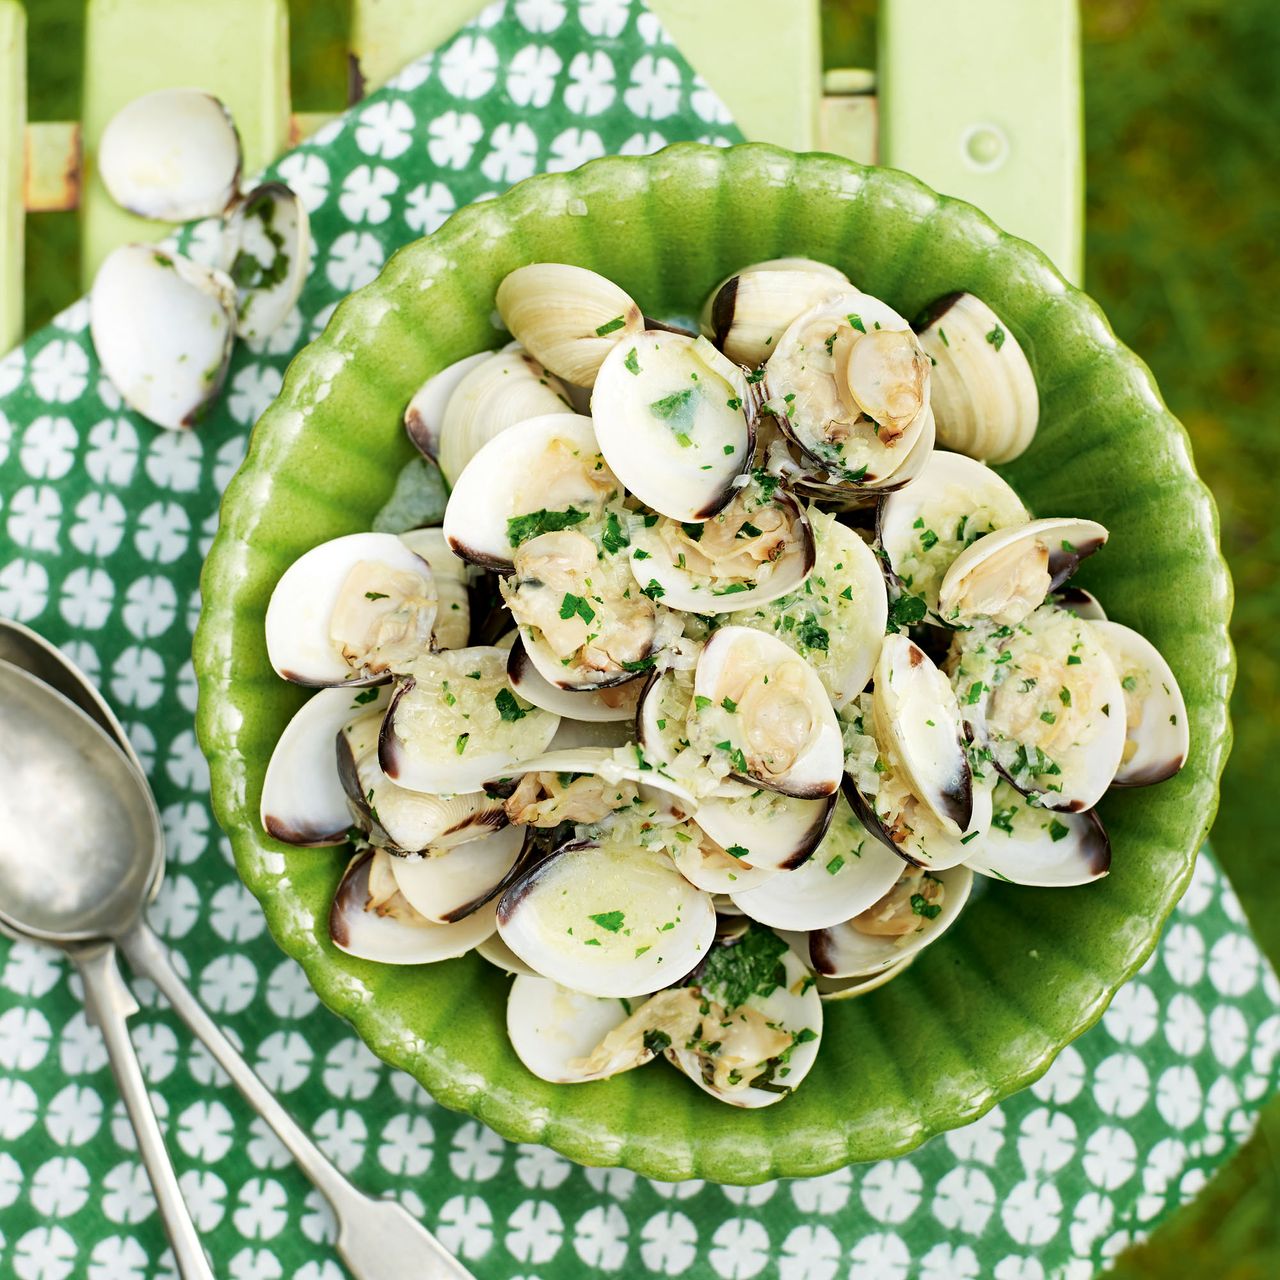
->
0, 2, 1274, 1277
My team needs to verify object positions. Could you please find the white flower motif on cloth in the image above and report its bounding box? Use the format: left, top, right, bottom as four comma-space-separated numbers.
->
0, 5, 1275, 1280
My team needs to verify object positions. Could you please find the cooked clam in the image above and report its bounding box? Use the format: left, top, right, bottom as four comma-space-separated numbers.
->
378, 646, 559, 795
954, 602, 1126, 811
90, 244, 237, 431
437, 350, 570, 487
506, 975, 658, 1083
703, 259, 851, 367
260, 684, 388, 847
397, 528, 470, 650
809, 864, 973, 979
403, 351, 491, 460
496, 834, 716, 998
936, 516, 1108, 629
689, 626, 843, 798
627, 473, 815, 615
876, 451, 1030, 620
98, 88, 241, 221
1091, 621, 1189, 786
389, 823, 526, 923
443, 412, 620, 571
221, 182, 309, 343
728, 508, 887, 709
506, 634, 643, 722
592, 333, 755, 522
765, 290, 931, 485
728, 793, 904, 930
668, 821, 782, 894
496, 263, 643, 386
265, 532, 436, 686
329, 849, 497, 965
914, 293, 1039, 463
963, 780, 1110, 886
666, 925, 822, 1107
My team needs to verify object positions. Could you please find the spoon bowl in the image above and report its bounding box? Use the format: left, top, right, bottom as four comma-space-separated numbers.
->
0, 660, 161, 944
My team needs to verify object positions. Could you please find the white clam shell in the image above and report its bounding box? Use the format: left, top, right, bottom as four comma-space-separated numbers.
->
90, 244, 237, 431
670, 828, 781, 894
693, 789, 837, 873
397, 528, 471, 650
329, 851, 496, 965
809, 864, 973, 979
476, 932, 539, 977
264, 532, 435, 686
404, 351, 492, 460
221, 182, 310, 343
729, 794, 904, 930
915, 293, 1039, 464
506, 634, 641, 721
261, 685, 388, 846
390, 823, 525, 923
98, 88, 241, 221
1090, 620, 1189, 786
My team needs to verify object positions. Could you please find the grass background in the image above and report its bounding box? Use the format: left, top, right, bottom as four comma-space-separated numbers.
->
15, 0, 1279, 1273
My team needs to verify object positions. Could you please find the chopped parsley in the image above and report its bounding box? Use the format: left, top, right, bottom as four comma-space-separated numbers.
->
965, 682, 987, 705
1059, 686, 1072, 706
620, 655, 657, 672
351, 688, 380, 706
589, 910, 626, 933
643, 1028, 672, 1054
826, 855, 845, 875
595, 315, 626, 336
649, 387, 700, 442
985, 323, 1006, 351
695, 927, 788, 1009
559, 593, 596, 624
721, 696, 738, 713
640, 579, 666, 601
847, 314, 867, 334
1047, 819, 1070, 843
1121, 674, 1138, 691
680, 521, 704, 542
796, 616, 829, 651
507, 506, 588, 547
886, 592, 927, 633
910, 893, 941, 920
495, 688, 527, 722
725, 844, 749, 860
454, 733, 469, 754
364, 591, 389, 601
601, 510, 630, 554
624, 347, 641, 375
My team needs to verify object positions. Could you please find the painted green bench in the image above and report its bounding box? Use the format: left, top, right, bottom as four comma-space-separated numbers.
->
0, 0, 1081, 354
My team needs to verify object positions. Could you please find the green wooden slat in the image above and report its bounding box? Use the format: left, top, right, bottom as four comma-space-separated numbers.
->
80, 0, 291, 289
879, 0, 1083, 283
351, 0, 821, 150
0, 0, 24, 352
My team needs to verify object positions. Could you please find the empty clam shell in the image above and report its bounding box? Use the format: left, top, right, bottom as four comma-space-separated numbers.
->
1052, 586, 1108, 622
265, 532, 436, 686
98, 88, 242, 221
90, 244, 237, 431
592, 332, 755, 523
915, 293, 1039, 464
260, 684, 388, 846
403, 351, 492, 460
728, 793, 904, 930
329, 849, 497, 965
496, 835, 716, 998
221, 182, 310, 343
476, 932, 539, 977
497, 263, 643, 387
963, 780, 1110, 886
669, 823, 781, 894
397, 527, 471, 650
815, 954, 915, 1001
1090, 620, 1189, 786
809, 864, 973, 980
390, 823, 526, 923
937, 517, 1108, 629
378, 646, 560, 795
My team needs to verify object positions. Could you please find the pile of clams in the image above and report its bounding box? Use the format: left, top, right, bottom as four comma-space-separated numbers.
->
261, 259, 1188, 1108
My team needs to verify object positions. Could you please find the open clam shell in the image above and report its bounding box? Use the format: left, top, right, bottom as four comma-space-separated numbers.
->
815, 954, 915, 1001
809, 864, 973, 980
1091, 620, 1189, 786
1052, 586, 1108, 622
693, 789, 837, 873
765, 289, 931, 485
443, 413, 616, 571
627, 480, 815, 616
728, 793, 904, 930
222, 182, 309, 343
477, 932, 539, 977
937, 516, 1108, 629
260, 684, 388, 846
506, 634, 642, 721
873, 634, 973, 834
90, 244, 237, 431
265, 532, 436, 686
496, 263, 644, 387
876, 451, 1030, 620
506, 975, 656, 1083
669, 823, 781, 894
592, 332, 756, 523
668, 927, 822, 1108
389, 823, 526, 923
963, 780, 1110, 886
914, 293, 1039, 464
378, 646, 560, 795
329, 849, 497, 964
703, 259, 851, 367
690, 626, 843, 798
496, 835, 716, 998
437, 350, 571, 488
397, 528, 470, 650
98, 88, 242, 221
403, 351, 492, 460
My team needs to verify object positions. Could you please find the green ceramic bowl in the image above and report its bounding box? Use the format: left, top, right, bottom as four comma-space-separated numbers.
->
194, 143, 1233, 1184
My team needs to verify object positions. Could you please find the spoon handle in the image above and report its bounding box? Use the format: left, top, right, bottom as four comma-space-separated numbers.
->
120, 920, 477, 1280
73, 941, 215, 1280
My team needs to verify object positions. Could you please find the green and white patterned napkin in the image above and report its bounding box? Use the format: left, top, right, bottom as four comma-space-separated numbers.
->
0, 2, 1275, 1278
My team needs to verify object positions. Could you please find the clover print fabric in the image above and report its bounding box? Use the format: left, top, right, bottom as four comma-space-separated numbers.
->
0, 1, 1276, 1278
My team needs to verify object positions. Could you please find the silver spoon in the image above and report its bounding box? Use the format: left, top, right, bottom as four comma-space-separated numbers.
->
0, 654, 475, 1280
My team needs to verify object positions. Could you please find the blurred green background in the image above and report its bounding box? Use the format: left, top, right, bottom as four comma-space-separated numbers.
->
16, 0, 1279, 1274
